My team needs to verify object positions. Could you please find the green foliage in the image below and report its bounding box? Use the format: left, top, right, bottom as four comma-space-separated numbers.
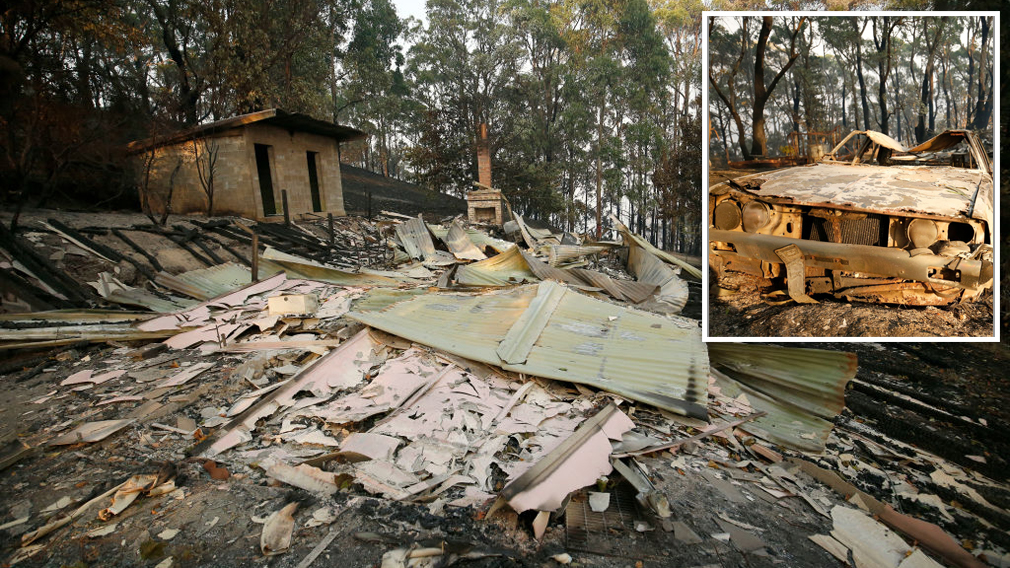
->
1, 0, 706, 251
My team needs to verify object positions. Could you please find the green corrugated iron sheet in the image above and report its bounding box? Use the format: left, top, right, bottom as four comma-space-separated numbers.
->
394, 216, 437, 261
627, 242, 688, 313
158, 262, 256, 300
456, 246, 660, 306
711, 369, 835, 453
455, 246, 538, 286
541, 244, 611, 266
350, 287, 429, 313
349, 281, 709, 419
261, 248, 402, 286
708, 343, 857, 452
441, 221, 487, 260
612, 215, 703, 280
428, 225, 514, 254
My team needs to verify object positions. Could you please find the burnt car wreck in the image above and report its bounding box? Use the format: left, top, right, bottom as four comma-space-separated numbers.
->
709, 129, 994, 305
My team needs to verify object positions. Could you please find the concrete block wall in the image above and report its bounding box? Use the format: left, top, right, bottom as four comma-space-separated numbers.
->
244, 123, 346, 219
137, 133, 249, 217
136, 124, 348, 220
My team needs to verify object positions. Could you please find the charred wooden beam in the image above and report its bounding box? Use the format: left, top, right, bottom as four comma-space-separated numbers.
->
112, 229, 164, 272
0, 268, 65, 310
0, 224, 91, 305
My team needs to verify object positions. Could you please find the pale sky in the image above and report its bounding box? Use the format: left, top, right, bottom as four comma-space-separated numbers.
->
391, 0, 428, 25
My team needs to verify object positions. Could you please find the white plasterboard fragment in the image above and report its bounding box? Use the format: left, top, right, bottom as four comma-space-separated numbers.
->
446, 487, 496, 509
261, 457, 338, 495
672, 521, 703, 544
86, 523, 119, 538
338, 432, 401, 461
0, 516, 29, 531
42, 496, 73, 513
49, 419, 134, 445
98, 396, 145, 406
849, 492, 874, 513
354, 461, 420, 500
157, 528, 179, 540
61, 370, 93, 386
830, 505, 909, 568
260, 502, 298, 556
808, 534, 851, 565
90, 370, 128, 385
283, 428, 340, 447
504, 406, 634, 513
532, 510, 550, 540
158, 362, 215, 388
304, 507, 338, 528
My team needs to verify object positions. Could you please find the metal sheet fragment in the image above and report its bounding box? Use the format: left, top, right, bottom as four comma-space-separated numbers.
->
350, 281, 709, 418
441, 221, 487, 260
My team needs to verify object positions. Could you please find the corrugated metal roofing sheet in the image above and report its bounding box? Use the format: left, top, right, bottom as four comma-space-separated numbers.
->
261, 248, 402, 286
567, 269, 657, 305
522, 251, 658, 305
455, 246, 538, 286
542, 244, 611, 266
441, 221, 487, 261
456, 247, 660, 306
429, 225, 514, 254
627, 240, 688, 313
349, 281, 709, 419
612, 216, 703, 280
394, 216, 437, 261
708, 343, 857, 452
156, 263, 255, 300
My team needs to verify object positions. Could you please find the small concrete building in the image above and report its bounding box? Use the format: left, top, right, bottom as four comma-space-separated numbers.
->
130, 109, 366, 220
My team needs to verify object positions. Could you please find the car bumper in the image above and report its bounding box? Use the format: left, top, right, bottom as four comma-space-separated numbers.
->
709, 229, 993, 290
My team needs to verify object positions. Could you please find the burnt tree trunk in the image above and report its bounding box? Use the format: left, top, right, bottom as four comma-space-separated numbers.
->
749, 16, 803, 158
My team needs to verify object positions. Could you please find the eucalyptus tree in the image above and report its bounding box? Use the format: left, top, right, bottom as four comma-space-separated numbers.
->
406, 0, 524, 196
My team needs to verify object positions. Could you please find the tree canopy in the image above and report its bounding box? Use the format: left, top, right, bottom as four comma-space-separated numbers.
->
2, 0, 998, 254
709, 15, 995, 164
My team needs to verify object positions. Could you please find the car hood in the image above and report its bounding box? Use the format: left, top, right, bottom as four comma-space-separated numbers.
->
725, 162, 992, 226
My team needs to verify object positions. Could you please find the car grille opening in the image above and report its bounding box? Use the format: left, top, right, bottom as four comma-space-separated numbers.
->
840, 217, 885, 246
803, 213, 887, 246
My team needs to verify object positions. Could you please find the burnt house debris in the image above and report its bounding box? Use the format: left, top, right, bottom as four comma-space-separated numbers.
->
1, 204, 1007, 567
709, 129, 994, 306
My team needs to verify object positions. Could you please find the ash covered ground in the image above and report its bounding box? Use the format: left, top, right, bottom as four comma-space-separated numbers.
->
0, 209, 1007, 568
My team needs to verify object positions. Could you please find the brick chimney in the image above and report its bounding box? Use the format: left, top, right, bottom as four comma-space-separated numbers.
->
477, 123, 491, 189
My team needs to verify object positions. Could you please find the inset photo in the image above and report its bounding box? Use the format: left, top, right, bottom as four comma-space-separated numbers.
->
703, 13, 998, 340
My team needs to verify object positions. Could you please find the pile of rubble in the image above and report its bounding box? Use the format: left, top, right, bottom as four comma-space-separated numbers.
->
0, 211, 1007, 567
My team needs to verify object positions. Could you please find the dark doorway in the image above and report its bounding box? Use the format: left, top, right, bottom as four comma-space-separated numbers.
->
255, 144, 276, 216
307, 152, 322, 212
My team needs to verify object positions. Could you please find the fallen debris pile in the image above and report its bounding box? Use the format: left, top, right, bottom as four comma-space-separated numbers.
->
1, 210, 1007, 568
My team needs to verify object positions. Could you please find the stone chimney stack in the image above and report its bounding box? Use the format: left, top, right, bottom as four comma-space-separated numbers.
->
477, 123, 491, 189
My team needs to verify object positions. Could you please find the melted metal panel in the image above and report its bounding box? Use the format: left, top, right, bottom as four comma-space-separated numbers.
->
746, 162, 992, 226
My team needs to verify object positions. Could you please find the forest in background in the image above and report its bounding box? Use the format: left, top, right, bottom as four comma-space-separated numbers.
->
0, 0, 702, 251
0, 1, 1002, 255
708, 15, 995, 164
